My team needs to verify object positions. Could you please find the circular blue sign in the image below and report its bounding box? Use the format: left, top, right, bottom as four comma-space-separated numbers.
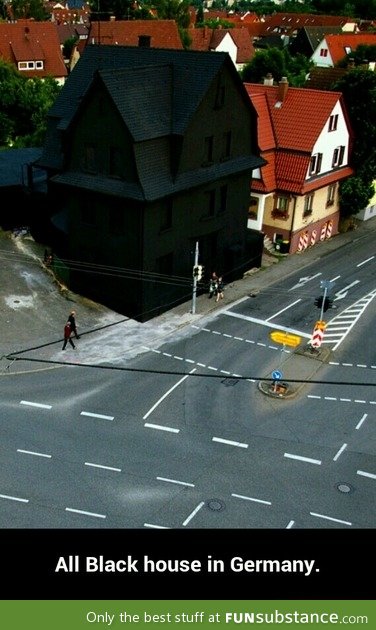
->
272, 370, 283, 380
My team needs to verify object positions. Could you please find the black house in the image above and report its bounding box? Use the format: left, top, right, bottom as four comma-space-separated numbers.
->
37, 45, 264, 320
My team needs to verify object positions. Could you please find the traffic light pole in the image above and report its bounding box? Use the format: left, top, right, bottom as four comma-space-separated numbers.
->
319, 286, 327, 321
192, 240, 199, 315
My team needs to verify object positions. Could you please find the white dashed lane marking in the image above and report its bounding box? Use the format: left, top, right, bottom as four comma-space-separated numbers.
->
307, 395, 376, 406
20, 400, 52, 410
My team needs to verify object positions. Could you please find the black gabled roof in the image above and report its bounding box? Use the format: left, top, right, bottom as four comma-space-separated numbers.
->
40, 45, 232, 170
98, 64, 173, 142
50, 45, 229, 130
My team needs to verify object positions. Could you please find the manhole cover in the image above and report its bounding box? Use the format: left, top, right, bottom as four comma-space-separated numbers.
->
207, 499, 225, 512
337, 483, 352, 494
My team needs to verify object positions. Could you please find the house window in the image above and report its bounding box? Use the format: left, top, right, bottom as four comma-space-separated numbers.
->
156, 252, 173, 276
204, 136, 214, 165
160, 200, 173, 231
332, 146, 345, 167
138, 35, 151, 48
303, 194, 314, 217
109, 147, 123, 178
319, 48, 328, 57
326, 183, 336, 207
248, 196, 258, 220
272, 195, 289, 219
219, 185, 227, 213
18, 61, 36, 70
328, 114, 338, 131
222, 131, 231, 160
309, 153, 322, 176
108, 207, 124, 235
83, 144, 97, 173
35, 61, 43, 69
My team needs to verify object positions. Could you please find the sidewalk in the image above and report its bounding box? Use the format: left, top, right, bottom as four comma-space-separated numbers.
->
1, 217, 375, 376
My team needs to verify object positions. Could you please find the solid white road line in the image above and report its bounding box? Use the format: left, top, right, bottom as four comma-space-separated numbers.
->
224, 311, 311, 338
356, 414, 368, 430
284, 453, 322, 465
0, 493, 29, 503
231, 493, 271, 506
143, 368, 196, 421
357, 470, 376, 480
65, 507, 106, 519
85, 462, 121, 472
266, 299, 302, 322
17, 449, 51, 459
183, 501, 205, 526
333, 443, 347, 461
80, 411, 114, 421
310, 512, 352, 526
20, 400, 52, 409
212, 437, 248, 448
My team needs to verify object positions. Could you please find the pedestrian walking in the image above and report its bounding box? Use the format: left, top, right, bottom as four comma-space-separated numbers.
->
62, 322, 75, 350
67, 310, 80, 339
208, 272, 218, 299
215, 276, 224, 302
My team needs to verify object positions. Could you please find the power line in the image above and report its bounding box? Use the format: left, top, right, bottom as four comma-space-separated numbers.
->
4, 354, 376, 387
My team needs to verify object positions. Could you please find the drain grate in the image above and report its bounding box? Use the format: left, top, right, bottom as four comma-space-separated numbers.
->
207, 499, 226, 512
221, 377, 239, 387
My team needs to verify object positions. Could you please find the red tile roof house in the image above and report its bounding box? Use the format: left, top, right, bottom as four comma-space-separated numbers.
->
189, 26, 255, 71
0, 20, 67, 84
86, 19, 183, 49
244, 78, 354, 254
311, 33, 376, 68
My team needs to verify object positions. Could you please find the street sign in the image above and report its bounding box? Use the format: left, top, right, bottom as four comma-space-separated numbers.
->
320, 280, 336, 292
272, 370, 283, 380
315, 320, 326, 330
270, 331, 301, 347
311, 328, 324, 348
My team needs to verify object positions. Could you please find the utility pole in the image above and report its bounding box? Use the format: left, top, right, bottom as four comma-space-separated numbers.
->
192, 241, 199, 315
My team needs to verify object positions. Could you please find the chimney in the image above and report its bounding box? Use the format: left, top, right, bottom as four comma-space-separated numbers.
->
264, 72, 273, 86
277, 76, 288, 102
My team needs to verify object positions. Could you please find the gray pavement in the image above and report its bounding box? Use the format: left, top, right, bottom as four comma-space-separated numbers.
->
1, 218, 376, 375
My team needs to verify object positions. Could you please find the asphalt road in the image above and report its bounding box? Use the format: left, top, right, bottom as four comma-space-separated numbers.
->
1, 226, 375, 529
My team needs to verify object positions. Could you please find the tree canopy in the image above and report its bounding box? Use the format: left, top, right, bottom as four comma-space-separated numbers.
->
0, 60, 61, 148
332, 68, 376, 215
10, 0, 49, 21
241, 48, 313, 87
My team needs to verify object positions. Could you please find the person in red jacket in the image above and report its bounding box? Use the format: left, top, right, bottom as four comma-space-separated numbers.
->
62, 321, 76, 350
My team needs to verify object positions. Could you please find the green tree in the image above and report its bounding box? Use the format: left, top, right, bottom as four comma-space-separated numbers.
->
241, 48, 312, 87
339, 176, 374, 217
332, 68, 376, 216
0, 60, 61, 147
196, 19, 235, 29
63, 36, 78, 61
11, 0, 49, 21
156, 0, 191, 30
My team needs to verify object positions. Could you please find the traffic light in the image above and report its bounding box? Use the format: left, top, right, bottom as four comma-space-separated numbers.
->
323, 297, 333, 312
193, 265, 204, 280
314, 296, 323, 308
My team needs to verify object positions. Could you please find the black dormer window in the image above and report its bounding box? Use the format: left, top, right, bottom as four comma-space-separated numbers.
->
138, 35, 151, 48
